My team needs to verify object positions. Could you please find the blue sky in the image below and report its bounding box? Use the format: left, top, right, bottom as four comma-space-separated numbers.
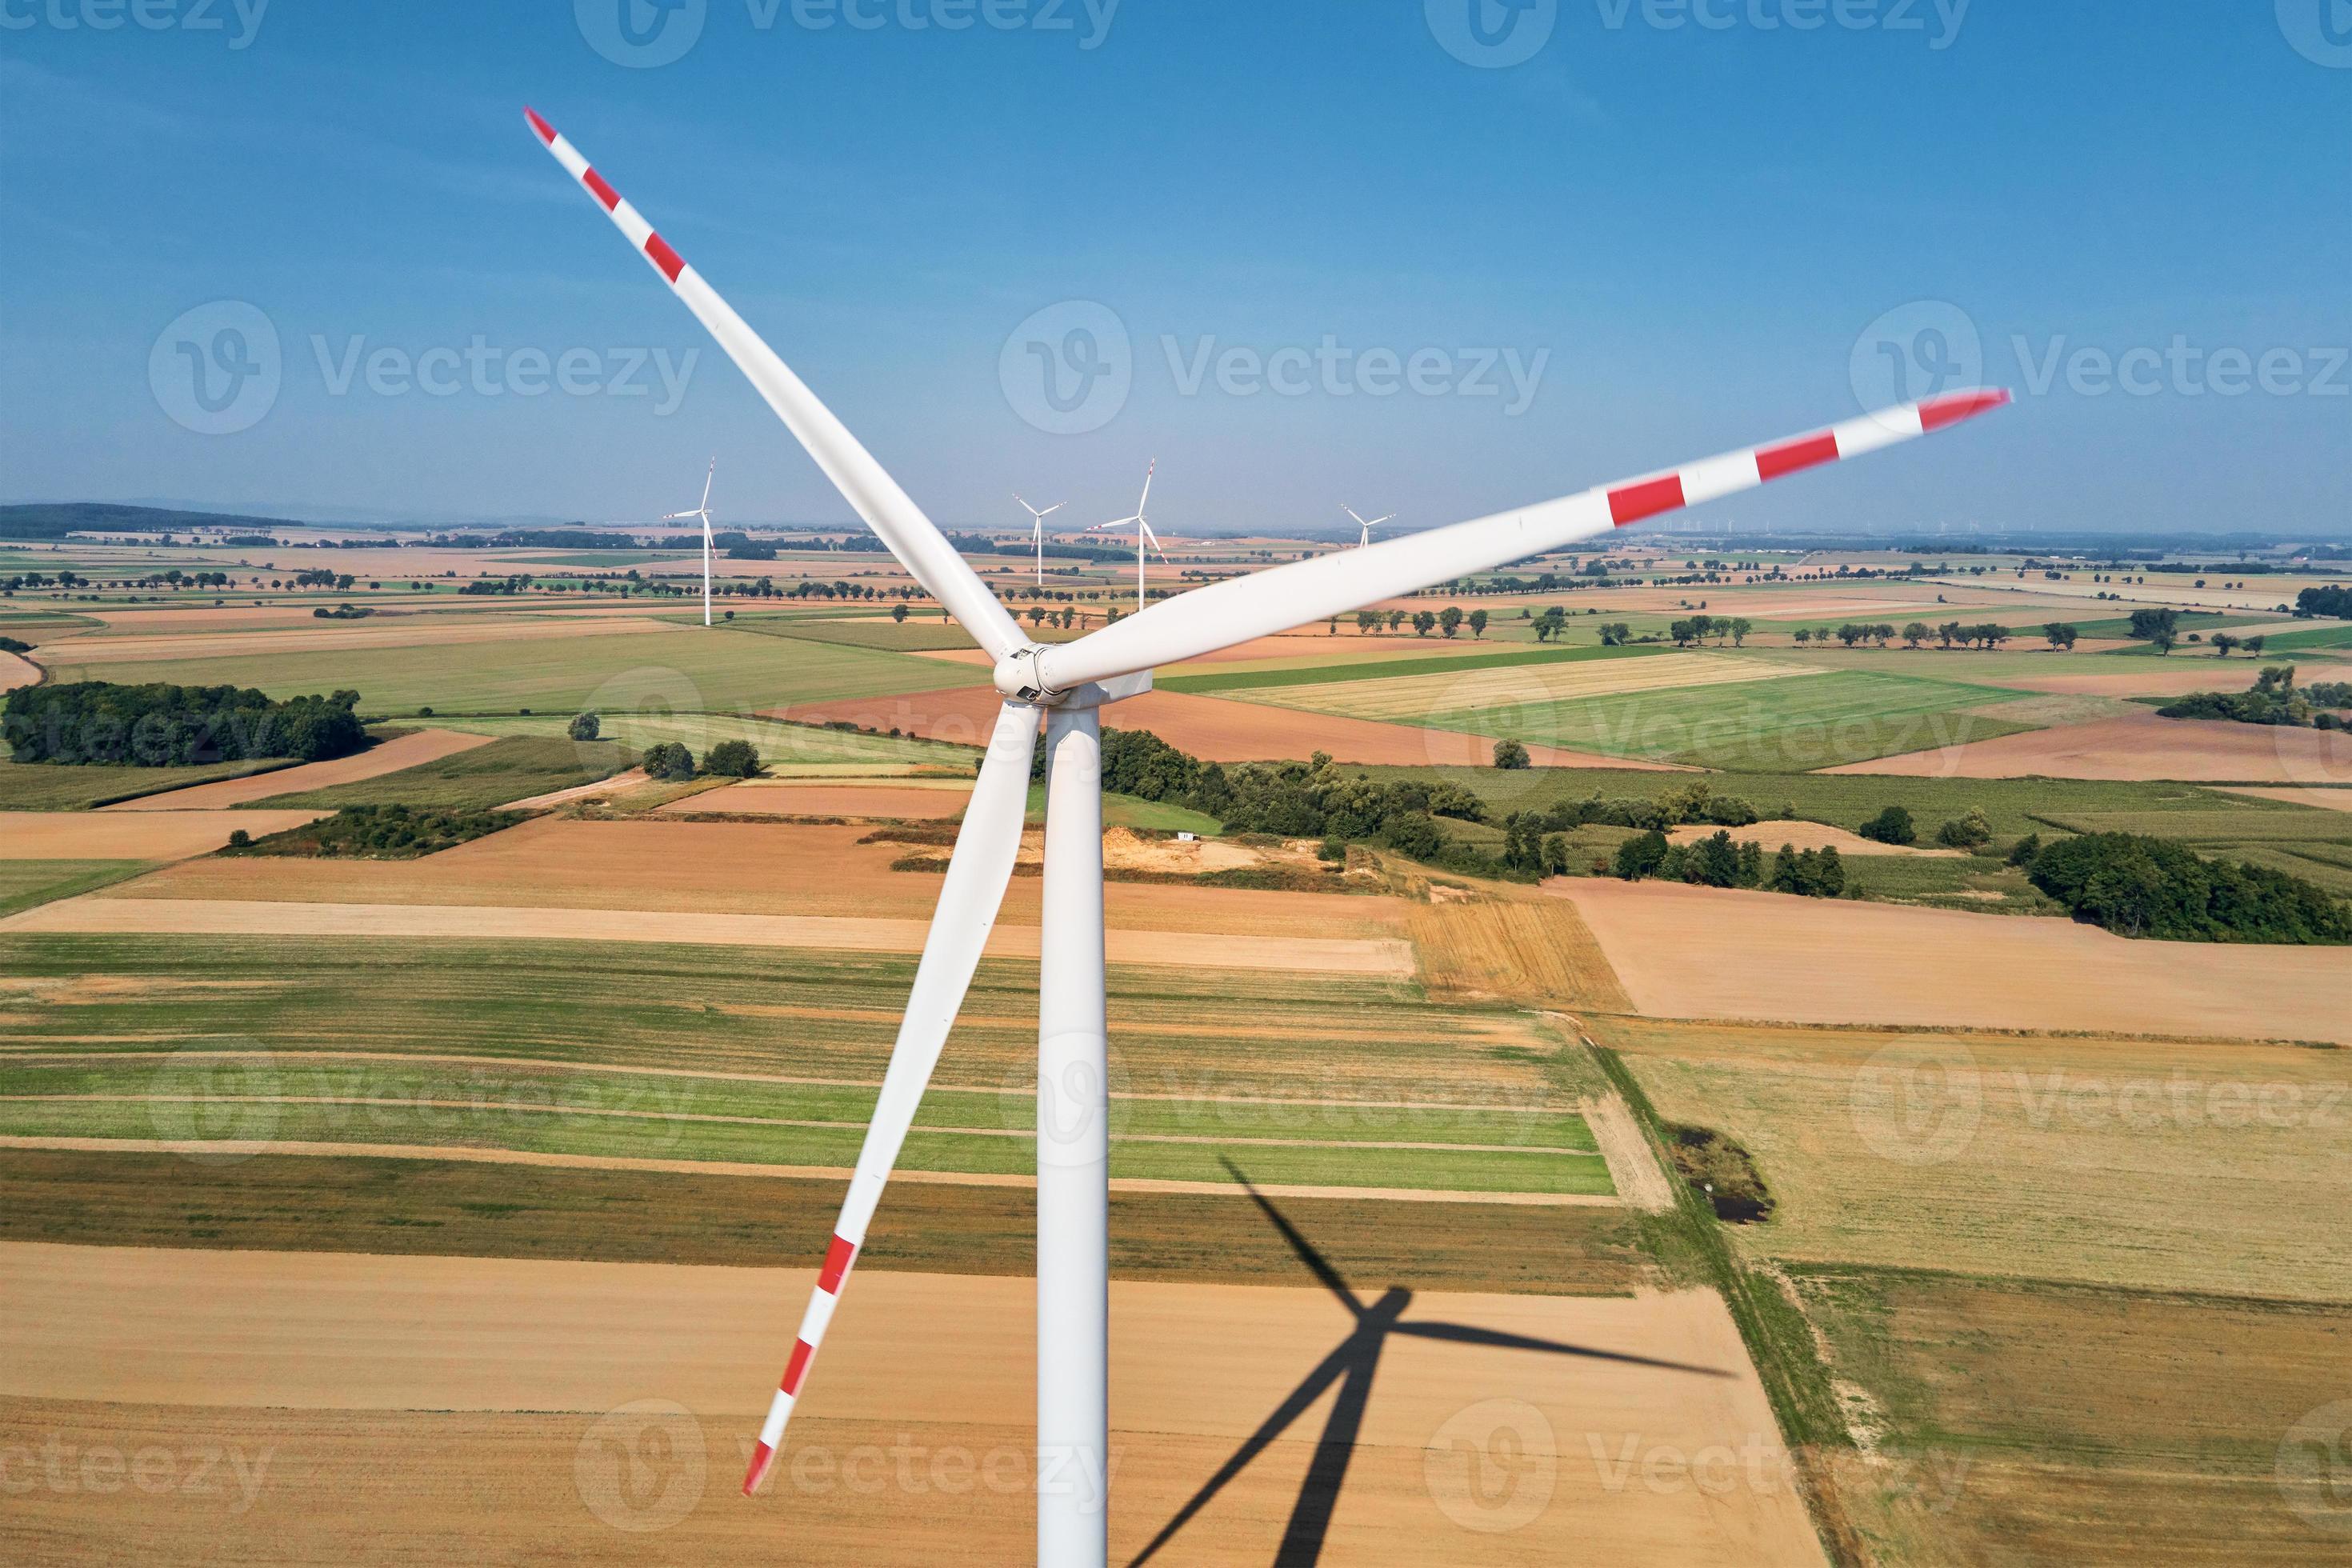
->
2, 0, 2346, 537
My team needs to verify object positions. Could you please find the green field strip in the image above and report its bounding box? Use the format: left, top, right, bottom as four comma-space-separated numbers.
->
0, 757, 297, 811
1156, 642, 1663, 695
0, 861, 156, 919
1413, 669, 2042, 771
0, 1099, 1612, 1196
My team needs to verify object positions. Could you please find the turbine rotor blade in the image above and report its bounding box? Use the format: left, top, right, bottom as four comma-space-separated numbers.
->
1035, 390, 2010, 691
1136, 458, 1155, 516
525, 107, 1024, 660
740, 700, 1042, 1494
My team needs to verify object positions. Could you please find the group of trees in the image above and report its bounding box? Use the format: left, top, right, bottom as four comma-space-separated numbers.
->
1858, 804, 1993, 850
1668, 615, 1752, 647
2296, 585, 2350, 620
4, 682, 366, 766
1790, 621, 2013, 650
226, 803, 526, 860
1346, 606, 1491, 638
1612, 829, 1847, 898
638, 736, 763, 782
2158, 666, 2350, 730
311, 603, 374, 620
2022, 833, 2352, 944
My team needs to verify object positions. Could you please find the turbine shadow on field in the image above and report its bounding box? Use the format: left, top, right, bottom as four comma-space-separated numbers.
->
1129, 1159, 1732, 1568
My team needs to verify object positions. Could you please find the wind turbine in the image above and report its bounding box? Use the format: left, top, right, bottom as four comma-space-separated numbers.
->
1090, 460, 1169, 612
1342, 505, 1393, 550
662, 457, 717, 626
1016, 493, 1063, 588
526, 104, 2010, 1568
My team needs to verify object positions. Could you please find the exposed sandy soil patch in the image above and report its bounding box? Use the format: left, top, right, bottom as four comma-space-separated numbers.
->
98, 818, 1418, 938
0, 1243, 1819, 1567
54, 615, 674, 665
1554, 880, 2349, 1043
778, 685, 1682, 768
670, 782, 970, 819
0, 810, 323, 861
2, 897, 1417, 976
1666, 821, 1963, 857
99, 730, 492, 811
0, 650, 38, 694
1827, 713, 2352, 784
1580, 1093, 1675, 1214
503, 767, 650, 810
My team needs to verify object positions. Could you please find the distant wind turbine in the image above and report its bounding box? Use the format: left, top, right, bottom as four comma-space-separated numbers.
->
1342, 506, 1393, 550
1016, 494, 1064, 587
1090, 460, 1169, 611
662, 458, 718, 626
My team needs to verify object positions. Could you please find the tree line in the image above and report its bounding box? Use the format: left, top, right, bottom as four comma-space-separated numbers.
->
5, 682, 367, 766
2022, 832, 2351, 944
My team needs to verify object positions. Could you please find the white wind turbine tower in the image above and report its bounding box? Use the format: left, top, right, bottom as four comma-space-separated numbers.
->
1090, 459, 1170, 612
662, 457, 718, 626
1015, 493, 1064, 588
527, 105, 2011, 1568
1342, 504, 1394, 550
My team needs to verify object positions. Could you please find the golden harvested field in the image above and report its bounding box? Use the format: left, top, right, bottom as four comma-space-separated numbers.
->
780, 684, 1676, 768
1599, 1016, 2352, 1301
1409, 897, 1634, 1014
1555, 880, 2350, 1044
2218, 785, 2352, 813
49, 614, 674, 665
670, 782, 970, 819
0, 896, 1418, 977
98, 817, 1419, 939
1665, 821, 1962, 857
100, 730, 490, 810
0, 650, 38, 693
0, 1243, 1824, 1567
1994, 659, 2352, 698
1239, 652, 1818, 724
1830, 713, 2352, 783
0, 810, 324, 862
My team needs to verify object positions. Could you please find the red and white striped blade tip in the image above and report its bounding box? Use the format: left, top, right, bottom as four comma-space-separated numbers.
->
1918, 387, 2013, 429
743, 1442, 775, 1497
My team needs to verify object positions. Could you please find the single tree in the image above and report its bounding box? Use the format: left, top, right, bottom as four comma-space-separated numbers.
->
1356, 610, 1381, 635
567, 712, 601, 742
1858, 806, 1917, 846
643, 741, 696, 782
1492, 738, 1531, 770
1439, 606, 1465, 639
702, 739, 762, 778
2211, 633, 2239, 658
1468, 609, 1489, 639
1412, 610, 1437, 637
891, 602, 909, 623
1729, 618, 1752, 646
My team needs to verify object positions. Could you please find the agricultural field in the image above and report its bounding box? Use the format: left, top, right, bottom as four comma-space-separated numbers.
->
248, 735, 637, 811
0, 757, 294, 811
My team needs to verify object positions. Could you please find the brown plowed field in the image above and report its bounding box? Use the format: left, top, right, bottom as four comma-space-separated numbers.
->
101, 730, 491, 810
1826, 714, 2352, 783
0, 1243, 1822, 1567
0, 811, 323, 862
0, 650, 38, 694
778, 685, 1680, 768
670, 782, 970, 819
1555, 879, 2350, 1044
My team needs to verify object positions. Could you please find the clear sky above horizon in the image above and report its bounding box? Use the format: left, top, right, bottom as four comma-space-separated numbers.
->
2, 1, 2346, 538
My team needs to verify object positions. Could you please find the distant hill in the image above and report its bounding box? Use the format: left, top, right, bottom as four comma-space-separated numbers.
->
0, 502, 321, 542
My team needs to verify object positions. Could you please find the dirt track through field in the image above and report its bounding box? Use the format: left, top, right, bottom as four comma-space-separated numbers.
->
0, 811, 324, 861
101, 730, 491, 810
1826, 713, 2352, 783
1556, 880, 2351, 1043
0, 1242, 1819, 1566
0, 896, 1415, 976
778, 684, 1682, 768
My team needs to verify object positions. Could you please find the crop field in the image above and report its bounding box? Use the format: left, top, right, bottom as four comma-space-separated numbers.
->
442, 710, 973, 772
1795, 1269, 2350, 1565
1597, 1015, 2352, 1301
0, 862, 150, 919
1406, 670, 2043, 771
0, 758, 291, 811
248, 735, 636, 811
1835, 711, 2352, 783
1234, 649, 1806, 722
0, 931, 1605, 1200
39, 623, 967, 716
1158, 642, 1670, 695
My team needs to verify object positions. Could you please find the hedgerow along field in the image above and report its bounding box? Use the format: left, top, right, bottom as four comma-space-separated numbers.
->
446, 710, 977, 773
